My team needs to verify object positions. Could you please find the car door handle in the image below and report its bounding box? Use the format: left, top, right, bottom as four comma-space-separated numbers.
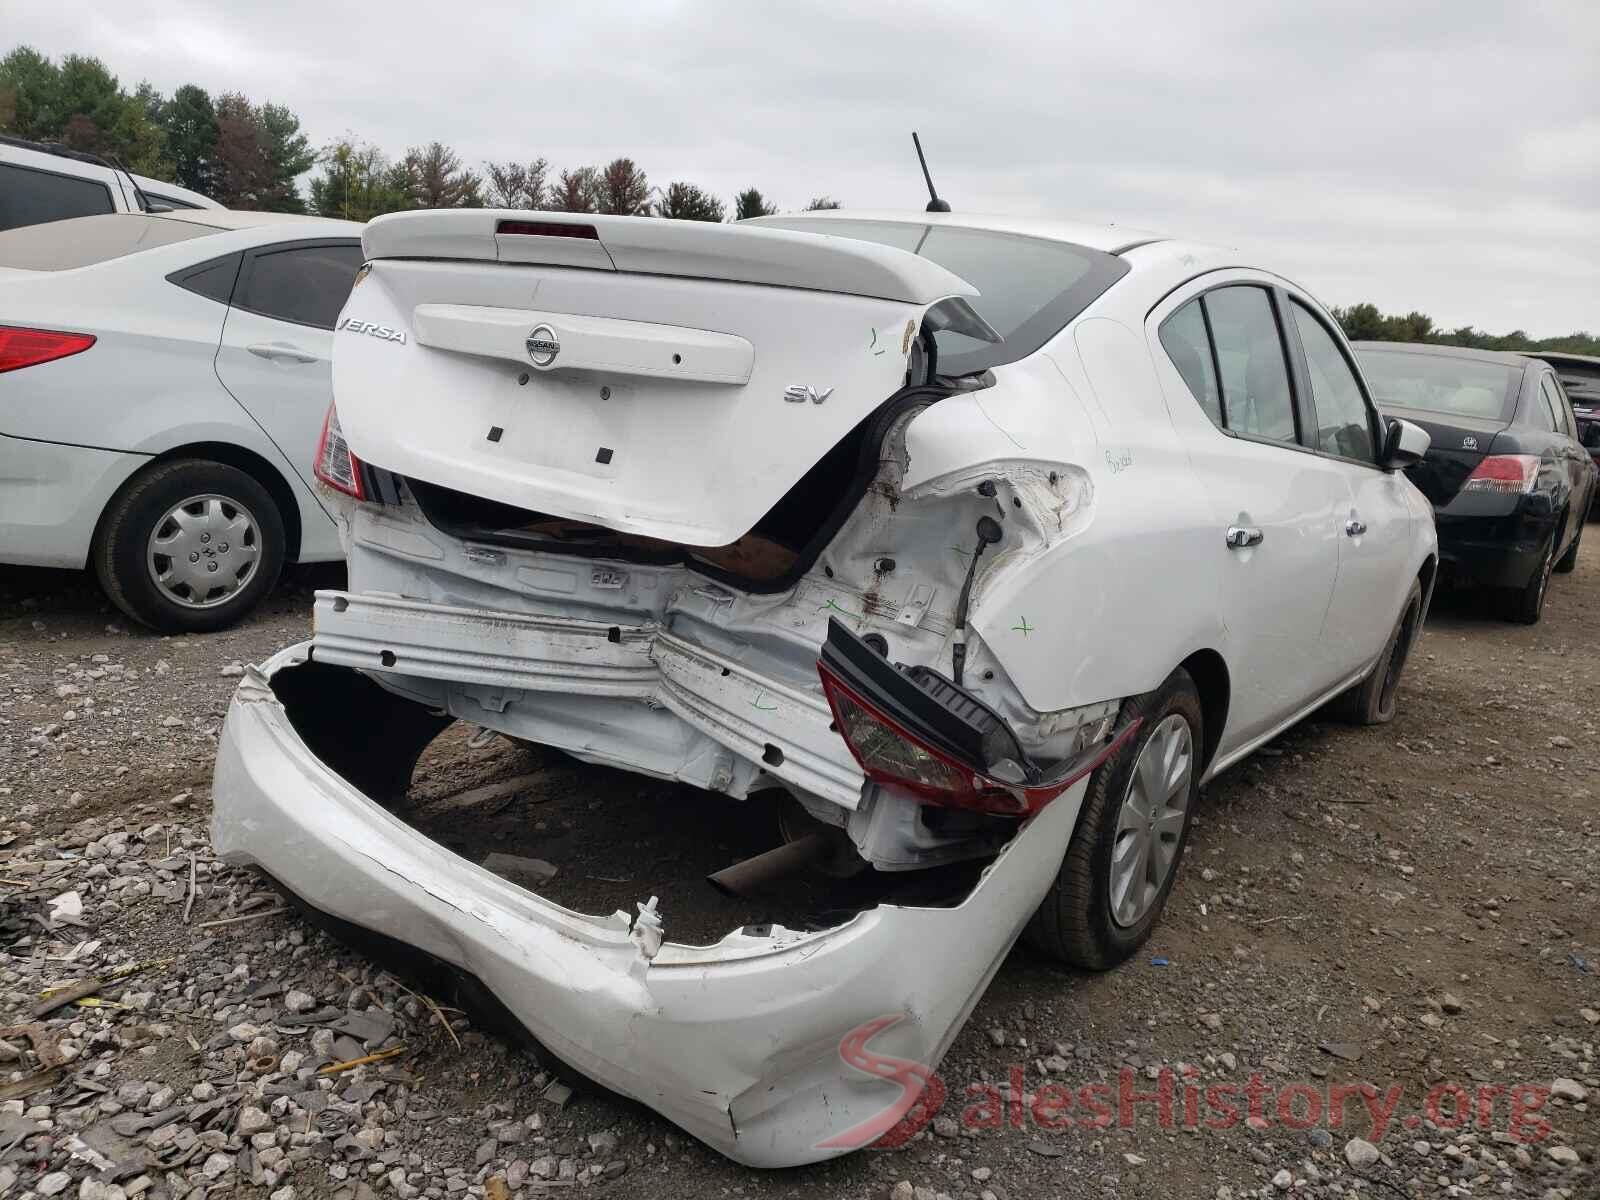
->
1345, 518, 1367, 537
1225, 526, 1264, 549
247, 342, 318, 364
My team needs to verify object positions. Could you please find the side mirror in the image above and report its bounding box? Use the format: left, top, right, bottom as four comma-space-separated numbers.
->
1381, 417, 1430, 470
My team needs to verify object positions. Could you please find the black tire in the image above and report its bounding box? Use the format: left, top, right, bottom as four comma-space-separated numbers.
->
1554, 519, 1581, 574
1337, 578, 1423, 725
1504, 529, 1557, 625
1023, 668, 1202, 970
94, 459, 285, 633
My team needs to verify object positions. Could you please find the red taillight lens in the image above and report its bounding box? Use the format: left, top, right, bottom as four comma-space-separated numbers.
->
1461, 454, 1539, 495
313, 403, 367, 500
818, 663, 1133, 816
0, 325, 95, 373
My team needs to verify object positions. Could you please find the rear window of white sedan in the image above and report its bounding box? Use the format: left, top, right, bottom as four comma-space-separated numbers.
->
0, 213, 222, 271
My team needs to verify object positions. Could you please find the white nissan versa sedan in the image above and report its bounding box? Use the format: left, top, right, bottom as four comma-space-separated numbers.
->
0, 210, 364, 630
211, 209, 1437, 1165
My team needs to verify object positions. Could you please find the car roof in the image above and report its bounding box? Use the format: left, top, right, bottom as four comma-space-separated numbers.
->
155, 210, 364, 235
1351, 341, 1536, 370
745, 208, 1168, 255
1529, 350, 1600, 370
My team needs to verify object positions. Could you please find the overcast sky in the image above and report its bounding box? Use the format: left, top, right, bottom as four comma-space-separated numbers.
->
10, 1, 1597, 335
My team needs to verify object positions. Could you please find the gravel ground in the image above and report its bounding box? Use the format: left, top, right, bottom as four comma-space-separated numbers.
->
2, 546, 1596, 1200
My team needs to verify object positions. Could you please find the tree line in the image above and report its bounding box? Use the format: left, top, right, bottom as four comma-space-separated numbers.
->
4, 47, 1591, 353
1331, 303, 1597, 358
0, 46, 840, 223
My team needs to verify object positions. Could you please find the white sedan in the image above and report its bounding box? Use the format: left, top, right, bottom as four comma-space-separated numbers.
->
0, 209, 364, 630
213, 209, 1437, 1164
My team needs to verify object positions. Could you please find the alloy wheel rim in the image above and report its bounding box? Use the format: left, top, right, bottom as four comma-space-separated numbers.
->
1109, 713, 1195, 928
146, 494, 261, 609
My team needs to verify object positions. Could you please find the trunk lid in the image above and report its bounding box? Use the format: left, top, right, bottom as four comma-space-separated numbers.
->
334, 212, 981, 547
1384, 404, 1512, 507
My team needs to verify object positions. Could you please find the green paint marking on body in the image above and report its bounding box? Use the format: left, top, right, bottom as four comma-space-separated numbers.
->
1012, 616, 1034, 636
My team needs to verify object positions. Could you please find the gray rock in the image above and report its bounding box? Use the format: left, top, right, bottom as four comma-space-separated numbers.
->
238, 1106, 272, 1136
1547, 1146, 1580, 1166
284, 989, 316, 1014
1271, 1169, 1293, 1190
1345, 1137, 1380, 1169
1550, 1078, 1587, 1103
39, 1172, 73, 1197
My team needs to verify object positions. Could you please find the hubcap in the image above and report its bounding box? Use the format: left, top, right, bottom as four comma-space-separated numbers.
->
1110, 713, 1195, 928
146, 494, 261, 609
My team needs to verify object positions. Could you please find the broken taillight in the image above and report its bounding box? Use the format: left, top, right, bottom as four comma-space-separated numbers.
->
816, 619, 1136, 817
313, 403, 368, 500
0, 325, 95, 373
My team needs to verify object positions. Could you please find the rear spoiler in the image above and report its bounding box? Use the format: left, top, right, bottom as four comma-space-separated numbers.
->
361, 210, 979, 306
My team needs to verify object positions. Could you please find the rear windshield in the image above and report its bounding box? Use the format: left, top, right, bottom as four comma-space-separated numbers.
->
1356, 349, 1520, 421
756, 218, 1128, 374
0, 213, 220, 271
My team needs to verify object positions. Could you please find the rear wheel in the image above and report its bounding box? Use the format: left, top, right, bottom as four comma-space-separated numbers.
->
1505, 529, 1557, 625
1023, 669, 1202, 969
1554, 519, 1582, 574
1337, 578, 1423, 725
94, 459, 285, 633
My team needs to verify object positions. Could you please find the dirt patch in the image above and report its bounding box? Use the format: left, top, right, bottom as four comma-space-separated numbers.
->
2, 546, 1596, 1199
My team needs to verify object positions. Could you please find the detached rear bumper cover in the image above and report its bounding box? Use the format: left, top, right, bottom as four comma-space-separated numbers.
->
211, 644, 1092, 1168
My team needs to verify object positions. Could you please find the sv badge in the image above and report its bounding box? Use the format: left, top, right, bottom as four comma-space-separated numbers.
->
783, 384, 834, 405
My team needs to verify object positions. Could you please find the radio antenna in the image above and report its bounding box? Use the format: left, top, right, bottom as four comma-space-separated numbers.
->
912, 132, 950, 213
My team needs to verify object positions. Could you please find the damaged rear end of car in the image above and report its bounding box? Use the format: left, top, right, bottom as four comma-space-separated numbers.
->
211, 210, 1137, 1164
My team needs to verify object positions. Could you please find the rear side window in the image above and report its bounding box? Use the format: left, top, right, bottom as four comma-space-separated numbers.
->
1538, 376, 1572, 437
168, 253, 242, 305
233, 243, 364, 330
1200, 286, 1298, 443
1290, 303, 1376, 463
0, 213, 218, 270
1158, 299, 1222, 426
0, 162, 115, 232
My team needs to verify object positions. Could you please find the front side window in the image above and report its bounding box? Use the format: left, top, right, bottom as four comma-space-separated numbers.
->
0, 163, 115, 232
1291, 302, 1376, 463
234, 243, 364, 329
1202, 286, 1297, 443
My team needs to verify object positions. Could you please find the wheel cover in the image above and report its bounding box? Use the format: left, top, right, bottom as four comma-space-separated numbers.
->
1109, 713, 1195, 928
145, 493, 262, 609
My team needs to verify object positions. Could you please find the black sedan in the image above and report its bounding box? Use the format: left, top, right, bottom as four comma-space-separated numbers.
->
1532, 350, 1600, 515
1355, 342, 1596, 624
